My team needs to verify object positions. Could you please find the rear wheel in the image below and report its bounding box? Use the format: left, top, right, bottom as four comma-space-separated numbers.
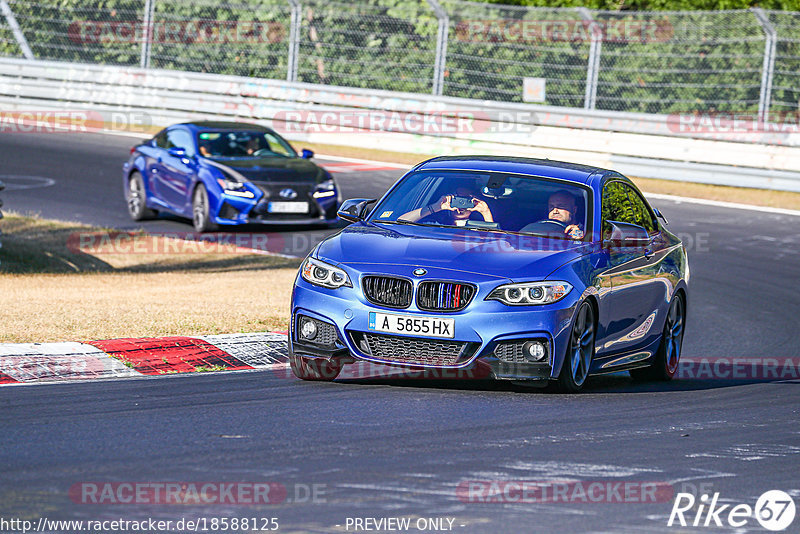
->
126, 171, 156, 220
630, 293, 685, 381
556, 301, 596, 393
289, 353, 342, 381
192, 184, 217, 233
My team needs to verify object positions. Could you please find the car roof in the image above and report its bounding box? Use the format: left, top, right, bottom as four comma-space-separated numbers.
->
173, 121, 275, 134
413, 155, 619, 188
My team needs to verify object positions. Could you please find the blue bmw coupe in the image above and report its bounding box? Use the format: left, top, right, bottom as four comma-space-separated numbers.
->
289, 156, 688, 392
123, 121, 340, 232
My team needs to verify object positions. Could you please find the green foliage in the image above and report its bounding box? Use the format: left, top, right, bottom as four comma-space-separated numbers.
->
1, 0, 798, 113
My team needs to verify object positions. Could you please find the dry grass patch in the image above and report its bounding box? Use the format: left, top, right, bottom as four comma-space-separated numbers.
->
0, 270, 295, 343
0, 213, 301, 342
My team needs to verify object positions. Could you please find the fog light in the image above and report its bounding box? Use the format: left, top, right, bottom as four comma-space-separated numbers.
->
300, 318, 318, 340
523, 341, 547, 362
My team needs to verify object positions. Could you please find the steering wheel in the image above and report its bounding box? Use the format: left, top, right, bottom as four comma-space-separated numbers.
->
532, 219, 568, 229
519, 219, 569, 235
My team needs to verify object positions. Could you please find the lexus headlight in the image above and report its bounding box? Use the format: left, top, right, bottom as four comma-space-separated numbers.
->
301, 257, 352, 289
216, 177, 254, 198
316, 178, 335, 190
487, 281, 572, 306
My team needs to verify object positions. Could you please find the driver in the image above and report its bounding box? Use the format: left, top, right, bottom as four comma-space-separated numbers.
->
547, 190, 584, 239
245, 136, 262, 155
401, 186, 494, 226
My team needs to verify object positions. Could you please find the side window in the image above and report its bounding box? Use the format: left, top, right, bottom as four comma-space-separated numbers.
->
601, 181, 634, 236
263, 133, 293, 157
165, 129, 195, 157
621, 184, 658, 234
153, 130, 169, 148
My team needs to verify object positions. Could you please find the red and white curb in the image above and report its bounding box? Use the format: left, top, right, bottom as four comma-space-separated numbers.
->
0, 333, 289, 386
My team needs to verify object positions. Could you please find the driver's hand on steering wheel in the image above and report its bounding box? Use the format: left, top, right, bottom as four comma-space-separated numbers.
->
565, 224, 584, 239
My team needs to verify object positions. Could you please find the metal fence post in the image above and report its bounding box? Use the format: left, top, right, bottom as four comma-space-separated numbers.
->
427, 0, 448, 96
287, 0, 301, 82
0, 0, 34, 60
577, 8, 601, 110
752, 8, 777, 122
140, 0, 154, 68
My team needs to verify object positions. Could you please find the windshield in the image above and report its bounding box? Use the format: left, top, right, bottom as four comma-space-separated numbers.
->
369, 170, 591, 240
196, 130, 297, 159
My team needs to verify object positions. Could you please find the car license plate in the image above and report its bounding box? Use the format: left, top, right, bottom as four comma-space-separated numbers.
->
268, 201, 308, 213
368, 312, 455, 339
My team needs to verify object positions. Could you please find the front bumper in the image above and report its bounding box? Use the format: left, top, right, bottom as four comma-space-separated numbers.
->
289, 274, 579, 381
211, 188, 340, 226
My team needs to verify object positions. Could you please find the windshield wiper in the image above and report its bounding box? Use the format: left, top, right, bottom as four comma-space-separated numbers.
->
376, 218, 425, 227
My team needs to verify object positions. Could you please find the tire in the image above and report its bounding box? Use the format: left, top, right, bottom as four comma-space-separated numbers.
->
630, 293, 685, 382
289, 353, 342, 381
556, 301, 596, 393
126, 171, 156, 221
192, 184, 217, 233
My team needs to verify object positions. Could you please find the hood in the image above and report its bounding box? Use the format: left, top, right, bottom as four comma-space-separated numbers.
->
316, 222, 592, 281
201, 156, 325, 184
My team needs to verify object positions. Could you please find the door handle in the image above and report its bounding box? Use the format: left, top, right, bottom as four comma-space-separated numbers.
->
644, 248, 654, 259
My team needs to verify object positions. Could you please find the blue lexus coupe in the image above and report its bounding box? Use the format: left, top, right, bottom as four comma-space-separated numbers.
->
289, 156, 688, 392
123, 121, 340, 232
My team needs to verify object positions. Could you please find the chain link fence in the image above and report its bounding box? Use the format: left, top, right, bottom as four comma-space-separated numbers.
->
1, 0, 798, 115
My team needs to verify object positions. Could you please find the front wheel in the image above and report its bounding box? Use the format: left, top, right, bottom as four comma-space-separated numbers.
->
630, 293, 685, 382
126, 171, 156, 221
556, 301, 596, 393
289, 353, 342, 381
192, 184, 217, 233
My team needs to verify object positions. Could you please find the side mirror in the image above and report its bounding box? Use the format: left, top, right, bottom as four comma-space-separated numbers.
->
653, 208, 669, 226
604, 221, 650, 249
337, 198, 374, 223
168, 147, 187, 158
301, 149, 314, 159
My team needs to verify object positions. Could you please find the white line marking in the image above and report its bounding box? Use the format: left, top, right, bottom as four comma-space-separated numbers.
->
316, 154, 411, 170
644, 192, 800, 217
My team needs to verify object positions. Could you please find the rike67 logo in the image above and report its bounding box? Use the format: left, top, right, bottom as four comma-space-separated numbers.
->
668, 490, 796, 531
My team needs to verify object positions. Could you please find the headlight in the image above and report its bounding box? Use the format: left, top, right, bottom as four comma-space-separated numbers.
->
313, 178, 336, 198
301, 257, 352, 289
487, 281, 572, 306
316, 178, 335, 190
216, 178, 254, 198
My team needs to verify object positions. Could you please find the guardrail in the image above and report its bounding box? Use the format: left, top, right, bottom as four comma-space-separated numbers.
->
1, 57, 799, 192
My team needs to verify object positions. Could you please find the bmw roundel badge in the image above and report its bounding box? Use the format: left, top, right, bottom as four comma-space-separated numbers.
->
413, 268, 427, 277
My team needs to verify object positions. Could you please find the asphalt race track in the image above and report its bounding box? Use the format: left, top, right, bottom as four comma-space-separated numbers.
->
2, 132, 800, 533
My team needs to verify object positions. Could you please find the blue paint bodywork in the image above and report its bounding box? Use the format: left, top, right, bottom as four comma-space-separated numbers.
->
290, 156, 689, 382
122, 121, 340, 227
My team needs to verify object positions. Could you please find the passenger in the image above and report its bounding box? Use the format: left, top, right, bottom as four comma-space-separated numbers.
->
401, 186, 494, 226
